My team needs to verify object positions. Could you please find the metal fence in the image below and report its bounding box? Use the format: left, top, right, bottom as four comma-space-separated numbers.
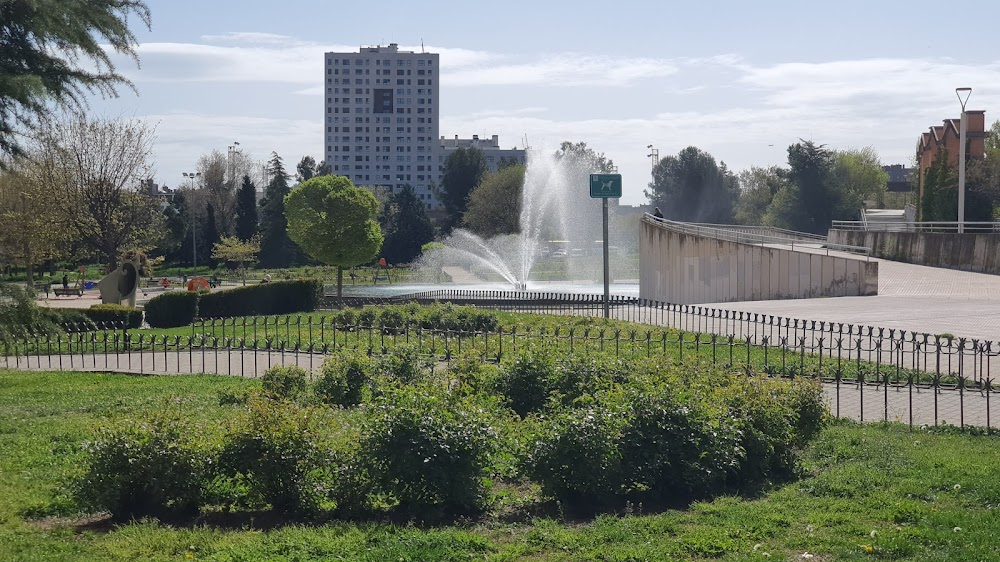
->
649, 216, 871, 257
831, 220, 1000, 233
2, 295, 997, 429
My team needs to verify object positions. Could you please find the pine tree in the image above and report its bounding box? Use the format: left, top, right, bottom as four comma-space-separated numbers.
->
235, 174, 258, 241
258, 152, 305, 268
380, 185, 436, 264
203, 203, 221, 267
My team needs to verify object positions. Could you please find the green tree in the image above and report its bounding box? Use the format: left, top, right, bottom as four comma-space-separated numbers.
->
296, 156, 317, 184
439, 147, 488, 231
203, 203, 221, 268
645, 146, 738, 223
31, 115, 162, 271
211, 235, 260, 285
735, 166, 788, 225
258, 153, 304, 268
284, 175, 383, 306
554, 141, 616, 173
0, 0, 151, 162
379, 185, 435, 265
828, 147, 888, 219
786, 140, 834, 233
235, 174, 258, 241
0, 167, 68, 285
463, 164, 525, 238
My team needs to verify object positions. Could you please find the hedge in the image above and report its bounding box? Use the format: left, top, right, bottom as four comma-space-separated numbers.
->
198, 280, 321, 319
82, 304, 143, 329
144, 291, 199, 328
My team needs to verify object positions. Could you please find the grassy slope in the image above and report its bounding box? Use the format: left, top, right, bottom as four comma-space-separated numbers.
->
1, 369, 997, 561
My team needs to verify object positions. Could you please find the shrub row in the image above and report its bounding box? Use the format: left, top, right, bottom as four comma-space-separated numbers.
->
144, 291, 199, 328
82, 304, 143, 329
321, 302, 499, 332
71, 351, 827, 520
144, 280, 321, 328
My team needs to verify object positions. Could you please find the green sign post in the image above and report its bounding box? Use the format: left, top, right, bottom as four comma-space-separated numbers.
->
589, 174, 623, 198
589, 173, 622, 318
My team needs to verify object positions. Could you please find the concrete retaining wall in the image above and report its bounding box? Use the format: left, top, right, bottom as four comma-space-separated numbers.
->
640, 218, 878, 304
829, 229, 1000, 273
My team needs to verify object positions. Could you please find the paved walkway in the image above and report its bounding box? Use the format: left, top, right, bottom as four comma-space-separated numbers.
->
3, 351, 994, 429
704, 257, 1000, 343
441, 266, 485, 284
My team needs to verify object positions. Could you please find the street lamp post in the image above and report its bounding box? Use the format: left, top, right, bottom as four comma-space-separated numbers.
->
227, 141, 240, 187
182, 172, 201, 267
956, 87, 972, 234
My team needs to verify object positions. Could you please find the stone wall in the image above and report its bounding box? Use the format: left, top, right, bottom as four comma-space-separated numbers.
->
829, 229, 1000, 273
640, 218, 878, 304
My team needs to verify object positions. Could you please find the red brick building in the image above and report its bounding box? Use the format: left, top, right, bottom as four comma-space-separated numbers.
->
915, 110, 986, 213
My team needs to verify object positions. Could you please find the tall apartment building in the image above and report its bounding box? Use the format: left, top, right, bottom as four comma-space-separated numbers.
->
323, 44, 440, 208
438, 134, 527, 175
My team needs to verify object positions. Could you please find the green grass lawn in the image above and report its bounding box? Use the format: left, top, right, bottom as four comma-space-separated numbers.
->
1, 368, 997, 561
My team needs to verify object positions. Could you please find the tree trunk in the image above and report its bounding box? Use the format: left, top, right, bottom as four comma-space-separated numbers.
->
337, 266, 343, 309
25, 262, 33, 288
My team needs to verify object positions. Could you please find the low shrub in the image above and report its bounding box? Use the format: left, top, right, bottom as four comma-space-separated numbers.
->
144, 290, 198, 328
525, 405, 624, 506
40, 307, 96, 332
72, 413, 207, 520
496, 350, 558, 417
360, 385, 495, 514
376, 344, 427, 385
419, 303, 499, 332
261, 365, 308, 399
198, 280, 321, 319
82, 304, 143, 329
217, 398, 338, 516
315, 354, 372, 407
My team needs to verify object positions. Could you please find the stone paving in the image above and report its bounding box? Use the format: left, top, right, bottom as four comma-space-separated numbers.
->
704, 256, 1000, 343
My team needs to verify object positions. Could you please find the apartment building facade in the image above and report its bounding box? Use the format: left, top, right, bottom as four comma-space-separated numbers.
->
438, 134, 527, 175
323, 44, 440, 208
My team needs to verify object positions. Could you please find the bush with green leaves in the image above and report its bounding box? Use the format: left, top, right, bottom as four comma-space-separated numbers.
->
315, 354, 372, 407
376, 344, 427, 385
496, 350, 558, 417
198, 279, 321, 319
216, 398, 341, 516
525, 405, 624, 506
72, 413, 207, 520
0, 284, 57, 342
260, 365, 308, 399
40, 307, 95, 332
360, 385, 496, 514
82, 303, 142, 329
144, 290, 198, 328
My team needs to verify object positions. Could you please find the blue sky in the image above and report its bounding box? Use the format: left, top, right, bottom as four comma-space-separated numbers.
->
94, 0, 1000, 205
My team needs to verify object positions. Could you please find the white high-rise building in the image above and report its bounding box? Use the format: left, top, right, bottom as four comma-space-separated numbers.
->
323, 44, 440, 209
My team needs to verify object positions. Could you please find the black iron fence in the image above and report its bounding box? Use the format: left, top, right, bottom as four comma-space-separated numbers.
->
2, 310, 997, 429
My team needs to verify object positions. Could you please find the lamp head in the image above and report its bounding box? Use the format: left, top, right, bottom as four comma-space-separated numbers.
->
956, 87, 973, 110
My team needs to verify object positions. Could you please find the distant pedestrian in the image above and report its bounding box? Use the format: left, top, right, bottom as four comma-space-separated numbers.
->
261, 273, 271, 284
61, 274, 69, 289
653, 207, 664, 219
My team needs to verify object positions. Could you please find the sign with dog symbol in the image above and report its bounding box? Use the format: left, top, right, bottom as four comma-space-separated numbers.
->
589, 173, 622, 198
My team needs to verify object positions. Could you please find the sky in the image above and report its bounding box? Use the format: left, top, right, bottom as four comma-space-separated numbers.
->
88, 0, 1000, 205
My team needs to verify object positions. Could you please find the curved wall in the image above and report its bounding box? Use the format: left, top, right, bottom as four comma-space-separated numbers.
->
640, 218, 878, 304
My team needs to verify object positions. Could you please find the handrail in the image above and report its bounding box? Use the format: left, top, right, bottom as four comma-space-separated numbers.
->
682, 222, 828, 243
645, 215, 870, 258
832, 220, 1000, 233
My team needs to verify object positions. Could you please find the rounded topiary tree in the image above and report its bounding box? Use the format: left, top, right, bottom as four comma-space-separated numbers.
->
283, 175, 383, 307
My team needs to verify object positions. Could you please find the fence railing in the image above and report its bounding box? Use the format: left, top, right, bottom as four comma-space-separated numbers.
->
4, 290, 999, 429
831, 220, 1000, 233
647, 215, 871, 257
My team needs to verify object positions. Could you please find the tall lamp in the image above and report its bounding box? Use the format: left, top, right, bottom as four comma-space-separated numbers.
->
956, 87, 972, 233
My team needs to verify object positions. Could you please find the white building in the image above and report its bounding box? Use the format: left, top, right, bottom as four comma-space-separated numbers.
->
323, 44, 440, 209
438, 135, 527, 175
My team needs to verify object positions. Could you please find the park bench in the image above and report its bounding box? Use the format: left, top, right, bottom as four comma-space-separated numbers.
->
52, 286, 83, 297
34, 283, 51, 298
